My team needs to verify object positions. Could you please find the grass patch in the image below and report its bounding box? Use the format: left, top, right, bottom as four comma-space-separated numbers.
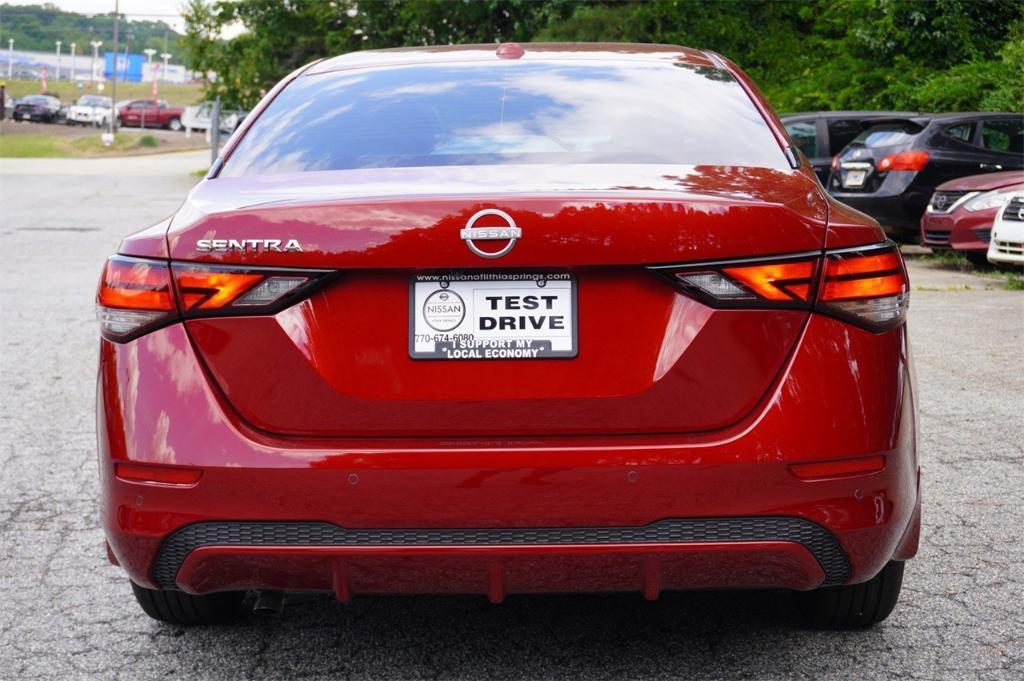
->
1005, 274, 1024, 290
0, 133, 171, 157
0, 134, 67, 157
908, 250, 972, 271
69, 134, 153, 154
190, 167, 210, 177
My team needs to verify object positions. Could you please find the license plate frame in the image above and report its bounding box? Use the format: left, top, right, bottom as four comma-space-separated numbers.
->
409, 273, 578, 360
842, 169, 867, 188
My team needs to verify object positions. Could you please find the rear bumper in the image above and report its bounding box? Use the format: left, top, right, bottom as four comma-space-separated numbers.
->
830, 177, 928, 239
98, 314, 920, 597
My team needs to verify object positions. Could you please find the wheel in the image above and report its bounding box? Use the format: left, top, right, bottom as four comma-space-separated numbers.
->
794, 561, 904, 629
167, 117, 182, 131
130, 581, 245, 625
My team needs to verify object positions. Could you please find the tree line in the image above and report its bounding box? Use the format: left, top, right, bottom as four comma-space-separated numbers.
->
0, 3, 182, 56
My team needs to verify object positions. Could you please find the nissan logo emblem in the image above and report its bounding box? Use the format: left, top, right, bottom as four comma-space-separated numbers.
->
459, 209, 522, 259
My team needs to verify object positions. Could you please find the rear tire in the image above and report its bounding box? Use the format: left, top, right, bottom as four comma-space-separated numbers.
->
130, 581, 245, 625
794, 560, 904, 629
167, 117, 182, 131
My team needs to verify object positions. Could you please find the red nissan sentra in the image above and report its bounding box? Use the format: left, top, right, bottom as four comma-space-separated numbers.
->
96, 44, 919, 628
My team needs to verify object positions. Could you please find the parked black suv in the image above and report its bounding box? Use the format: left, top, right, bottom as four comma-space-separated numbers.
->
781, 111, 922, 183
828, 113, 1024, 240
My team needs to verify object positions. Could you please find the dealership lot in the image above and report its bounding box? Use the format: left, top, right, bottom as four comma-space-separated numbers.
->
0, 156, 1022, 680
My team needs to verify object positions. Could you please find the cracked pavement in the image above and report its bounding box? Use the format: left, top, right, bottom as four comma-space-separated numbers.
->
1, 154, 1022, 679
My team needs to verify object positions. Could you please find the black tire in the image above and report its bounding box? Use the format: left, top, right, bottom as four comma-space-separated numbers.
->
794, 560, 905, 629
130, 581, 245, 625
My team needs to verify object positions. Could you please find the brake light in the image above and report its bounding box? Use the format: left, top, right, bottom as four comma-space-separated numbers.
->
97, 256, 336, 342
877, 150, 929, 172
96, 256, 176, 341
818, 246, 909, 331
673, 257, 819, 308
831, 154, 840, 171
655, 243, 909, 332
722, 260, 817, 302
171, 263, 329, 317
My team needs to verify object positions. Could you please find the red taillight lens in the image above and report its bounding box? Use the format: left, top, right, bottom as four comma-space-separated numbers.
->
171, 263, 328, 317
97, 257, 335, 343
790, 455, 885, 480
722, 260, 818, 302
656, 242, 909, 332
818, 245, 909, 331
96, 256, 176, 341
671, 257, 819, 308
877, 150, 929, 172
115, 463, 202, 486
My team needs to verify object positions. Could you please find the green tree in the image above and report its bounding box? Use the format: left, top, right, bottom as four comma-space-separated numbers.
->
180, 0, 1024, 113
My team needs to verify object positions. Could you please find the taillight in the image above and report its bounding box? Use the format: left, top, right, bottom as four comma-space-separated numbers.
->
831, 154, 840, 171
97, 256, 335, 342
171, 263, 329, 317
818, 245, 909, 331
654, 242, 909, 332
96, 256, 176, 341
672, 256, 819, 309
877, 150, 929, 172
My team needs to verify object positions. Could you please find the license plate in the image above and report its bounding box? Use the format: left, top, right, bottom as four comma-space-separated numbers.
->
843, 169, 867, 188
410, 273, 577, 360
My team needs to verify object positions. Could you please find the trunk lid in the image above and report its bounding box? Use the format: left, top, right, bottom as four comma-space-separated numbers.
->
168, 164, 827, 437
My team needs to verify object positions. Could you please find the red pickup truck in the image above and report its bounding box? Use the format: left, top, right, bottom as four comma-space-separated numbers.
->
117, 99, 184, 131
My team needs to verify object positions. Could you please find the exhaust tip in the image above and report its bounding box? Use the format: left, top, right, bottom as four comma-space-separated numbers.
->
252, 591, 285, 616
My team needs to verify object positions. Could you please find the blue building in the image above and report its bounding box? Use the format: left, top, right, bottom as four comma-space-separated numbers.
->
104, 52, 146, 83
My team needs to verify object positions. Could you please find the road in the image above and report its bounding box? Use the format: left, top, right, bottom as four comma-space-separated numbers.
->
1, 154, 1022, 680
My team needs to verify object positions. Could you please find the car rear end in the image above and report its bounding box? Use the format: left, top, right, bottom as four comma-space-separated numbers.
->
829, 120, 933, 240
14, 96, 54, 122
96, 46, 919, 627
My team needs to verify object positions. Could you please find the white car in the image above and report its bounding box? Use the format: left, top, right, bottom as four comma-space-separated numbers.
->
182, 102, 241, 134
987, 194, 1024, 266
67, 95, 113, 127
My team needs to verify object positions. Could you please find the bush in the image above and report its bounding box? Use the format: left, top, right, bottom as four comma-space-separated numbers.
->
138, 135, 159, 148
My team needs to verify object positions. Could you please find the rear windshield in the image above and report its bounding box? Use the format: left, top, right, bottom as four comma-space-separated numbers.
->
221, 61, 787, 177
852, 124, 920, 148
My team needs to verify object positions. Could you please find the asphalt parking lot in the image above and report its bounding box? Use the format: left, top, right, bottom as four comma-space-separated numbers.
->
1, 153, 1022, 680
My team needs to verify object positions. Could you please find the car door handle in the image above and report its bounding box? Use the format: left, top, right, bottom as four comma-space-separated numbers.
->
979, 163, 1003, 170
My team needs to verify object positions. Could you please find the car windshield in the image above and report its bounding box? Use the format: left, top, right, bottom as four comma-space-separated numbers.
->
78, 96, 111, 107
23, 96, 51, 104
221, 61, 787, 177
853, 124, 920, 148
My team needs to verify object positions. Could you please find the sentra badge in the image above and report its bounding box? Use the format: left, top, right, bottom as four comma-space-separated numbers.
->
196, 238, 303, 253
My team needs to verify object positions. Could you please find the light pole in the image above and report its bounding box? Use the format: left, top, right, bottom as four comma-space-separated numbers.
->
143, 48, 156, 89
7, 39, 12, 79
90, 40, 103, 89
160, 52, 171, 82
55, 41, 62, 81
69, 42, 76, 82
